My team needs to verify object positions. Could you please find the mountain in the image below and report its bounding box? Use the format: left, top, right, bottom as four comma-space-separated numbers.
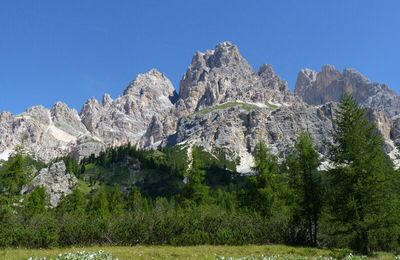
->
0, 42, 399, 170
295, 65, 400, 161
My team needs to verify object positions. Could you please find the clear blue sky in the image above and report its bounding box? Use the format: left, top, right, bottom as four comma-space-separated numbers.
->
1, 0, 399, 114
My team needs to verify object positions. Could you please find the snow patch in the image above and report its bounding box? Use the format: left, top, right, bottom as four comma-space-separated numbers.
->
236, 100, 282, 109
15, 115, 34, 120
0, 149, 12, 161
187, 143, 194, 171
236, 150, 254, 173
386, 140, 400, 168
236, 100, 267, 108
177, 139, 188, 146
318, 160, 333, 171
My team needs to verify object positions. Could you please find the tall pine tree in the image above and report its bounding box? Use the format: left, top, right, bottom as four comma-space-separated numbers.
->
286, 132, 322, 246
328, 93, 399, 254
183, 148, 209, 205
246, 142, 288, 218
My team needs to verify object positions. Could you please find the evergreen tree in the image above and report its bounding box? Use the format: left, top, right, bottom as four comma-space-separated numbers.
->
183, 148, 209, 205
87, 185, 110, 219
126, 187, 143, 212
59, 188, 86, 213
286, 132, 322, 246
25, 186, 48, 215
108, 185, 124, 214
246, 142, 284, 217
328, 93, 400, 254
63, 155, 80, 178
0, 149, 30, 196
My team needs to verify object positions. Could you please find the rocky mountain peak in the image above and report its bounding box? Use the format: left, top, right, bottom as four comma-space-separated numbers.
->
123, 69, 175, 98
51, 102, 77, 120
178, 41, 291, 115
342, 68, 370, 84
21, 105, 51, 125
102, 93, 113, 106
1, 42, 399, 171
207, 41, 249, 69
51, 102, 87, 136
258, 64, 276, 78
80, 98, 102, 133
295, 65, 400, 120
0, 111, 13, 121
295, 69, 318, 97
315, 64, 341, 88
52, 101, 69, 110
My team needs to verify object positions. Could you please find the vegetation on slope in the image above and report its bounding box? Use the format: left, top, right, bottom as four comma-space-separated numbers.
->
195, 101, 278, 115
0, 94, 399, 256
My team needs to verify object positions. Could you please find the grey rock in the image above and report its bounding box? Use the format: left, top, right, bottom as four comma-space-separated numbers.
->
0, 69, 178, 163
295, 65, 400, 164
177, 42, 294, 116
80, 69, 176, 147
21, 161, 78, 207
169, 101, 335, 172
51, 102, 88, 136
0, 103, 90, 162
295, 65, 400, 119
1, 41, 399, 173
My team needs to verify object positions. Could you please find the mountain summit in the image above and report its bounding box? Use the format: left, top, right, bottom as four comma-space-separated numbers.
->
0, 42, 399, 170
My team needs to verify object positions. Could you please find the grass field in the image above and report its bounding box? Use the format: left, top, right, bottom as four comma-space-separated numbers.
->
0, 245, 396, 260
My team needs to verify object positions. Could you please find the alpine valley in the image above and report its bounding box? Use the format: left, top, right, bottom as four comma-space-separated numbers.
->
1, 41, 399, 171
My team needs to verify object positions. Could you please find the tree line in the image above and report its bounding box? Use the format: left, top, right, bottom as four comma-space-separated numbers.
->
0, 94, 399, 255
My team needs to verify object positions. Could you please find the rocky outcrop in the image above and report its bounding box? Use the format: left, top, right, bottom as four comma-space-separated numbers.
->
168, 101, 335, 172
295, 65, 400, 163
295, 65, 400, 119
21, 161, 78, 207
80, 69, 177, 147
0, 69, 177, 162
0, 104, 89, 162
177, 42, 294, 116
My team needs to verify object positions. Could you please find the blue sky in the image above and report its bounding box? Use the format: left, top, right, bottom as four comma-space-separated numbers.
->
1, 0, 399, 114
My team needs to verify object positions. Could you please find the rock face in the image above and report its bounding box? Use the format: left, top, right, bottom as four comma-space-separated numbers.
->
0, 41, 399, 172
159, 42, 336, 172
0, 104, 91, 162
295, 65, 400, 162
177, 41, 294, 116
80, 69, 177, 148
21, 161, 78, 207
168, 100, 335, 172
295, 65, 400, 119
0, 69, 177, 163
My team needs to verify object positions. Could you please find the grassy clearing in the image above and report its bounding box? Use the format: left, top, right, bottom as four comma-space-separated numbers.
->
0, 245, 395, 260
196, 101, 276, 115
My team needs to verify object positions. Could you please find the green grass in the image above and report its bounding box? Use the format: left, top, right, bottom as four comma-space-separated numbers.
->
0, 245, 395, 260
196, 101, 272, 115
76, 179, 91, 194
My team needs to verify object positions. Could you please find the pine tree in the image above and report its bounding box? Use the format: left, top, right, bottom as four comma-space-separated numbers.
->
64, 155, 80, 177
87, 185, 110, 219
126, 187, 143, 212
183, 148, 209, 205
108, 185, 124, 214
0, 149, 30, 196
25, 186, 48, 215
328, 93, 399, 254
286, 132, 322, 246
246, 142, 282, 217
59, 188, 86, 213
